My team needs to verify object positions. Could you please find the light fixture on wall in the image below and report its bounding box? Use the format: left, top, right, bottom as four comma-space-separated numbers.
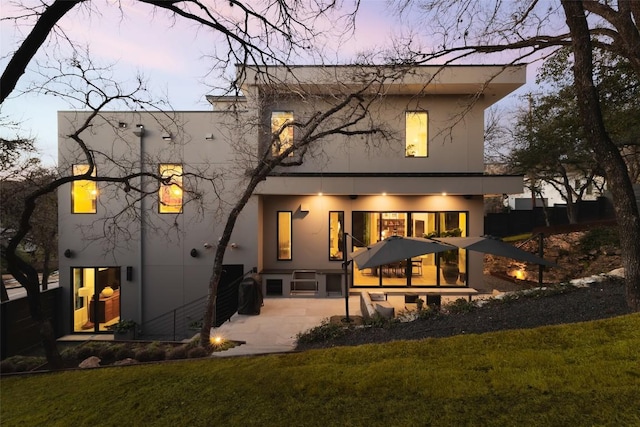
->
230, 243, 239, 250
133, 124, 145, 137
162, 132, 172, 140
190, 248, 199, 258
126, 266, 133, 281
205, 133, 214, 140
64, 249, 73, 258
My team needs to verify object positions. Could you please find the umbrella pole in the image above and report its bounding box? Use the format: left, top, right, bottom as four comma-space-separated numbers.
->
538, 232, 544, 286
342, 231, 351, 323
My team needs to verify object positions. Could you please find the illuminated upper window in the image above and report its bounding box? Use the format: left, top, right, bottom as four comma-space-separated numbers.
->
159, 164, 183, 213
72, 164, 97, 213
405, 111, 428, 157
271, 111, 294, 156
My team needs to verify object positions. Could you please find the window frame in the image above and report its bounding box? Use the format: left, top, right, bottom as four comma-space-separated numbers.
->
405, 111, 429, 158
329, 211, 345, 261
71, 164, 97, 214
158, 163, 183, 214
277, 210, 293, 261
271, 111, 294, 157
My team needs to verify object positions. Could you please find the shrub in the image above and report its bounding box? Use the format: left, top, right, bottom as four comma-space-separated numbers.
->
114, 345, 136, 361
0, 356, 45, 373
166, 345, 189, 360
187, 346, 209, 359
296, 319, 348, 344
364, 314, 395, 328
134, 342, 166, 362
580, 227, 619, 253
444, 298, 478, 314
416, 306, 443, 320
98, 345, 116, 363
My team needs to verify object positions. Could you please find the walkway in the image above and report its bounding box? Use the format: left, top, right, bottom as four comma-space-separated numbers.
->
212, 295, 361, 357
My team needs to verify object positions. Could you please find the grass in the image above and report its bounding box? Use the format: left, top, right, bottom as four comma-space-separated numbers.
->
2, 313, 639, 427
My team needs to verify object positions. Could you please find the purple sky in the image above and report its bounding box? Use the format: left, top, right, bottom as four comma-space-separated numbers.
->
1, 1, 536, 166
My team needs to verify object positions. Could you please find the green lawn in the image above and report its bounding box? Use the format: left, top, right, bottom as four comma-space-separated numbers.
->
2, 314, 639, 427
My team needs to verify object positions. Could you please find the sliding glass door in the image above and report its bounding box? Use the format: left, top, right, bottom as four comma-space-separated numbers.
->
352, 211, 467, 287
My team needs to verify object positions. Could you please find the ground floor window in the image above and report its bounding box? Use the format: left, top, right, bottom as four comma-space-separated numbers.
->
329, 211, 344, 261
72, 267, 121, 333
352, 211, 467, 287
277, 211, 292, 260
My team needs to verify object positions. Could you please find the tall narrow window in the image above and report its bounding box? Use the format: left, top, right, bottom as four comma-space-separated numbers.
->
329, 211, 344, 260
271, 111, 294, 156
159, 164, 183, 213
277, 211, 292, 260
405, 111, 428, 157
72, 164, 97, 213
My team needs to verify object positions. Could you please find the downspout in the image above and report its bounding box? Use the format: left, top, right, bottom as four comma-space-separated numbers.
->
134, 124, 145, 326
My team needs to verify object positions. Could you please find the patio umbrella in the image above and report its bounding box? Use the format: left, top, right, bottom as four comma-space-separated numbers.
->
349, 235, 454, 270
436, 236, 557, 267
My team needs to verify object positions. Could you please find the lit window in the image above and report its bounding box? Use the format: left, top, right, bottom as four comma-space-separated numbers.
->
277, 211, 292, 260
72, 164, 97, 213
159, 164, 183, 213
405, 111, 428, 157
271, 111, 294, 156
329, 211, 344, 261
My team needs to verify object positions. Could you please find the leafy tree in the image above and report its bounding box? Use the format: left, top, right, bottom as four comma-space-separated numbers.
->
389, 0, 640, 311
510, 88, 602, 224
510, 48, 639, 224
1, 162, 58, 294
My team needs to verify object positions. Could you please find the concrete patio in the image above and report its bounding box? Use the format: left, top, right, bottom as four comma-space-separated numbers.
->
211, 295, 361, 357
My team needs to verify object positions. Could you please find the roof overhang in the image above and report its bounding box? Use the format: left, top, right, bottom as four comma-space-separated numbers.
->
255, 174, 523, 196
242, 64, 526, 104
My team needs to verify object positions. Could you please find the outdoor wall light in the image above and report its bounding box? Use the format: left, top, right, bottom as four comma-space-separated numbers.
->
190, 248, 199, 258
133, 124, 145, 137
64, 249, 73, 258
230, 243, 239, 249
162, 132, 172, 140
205, 133, 214, 140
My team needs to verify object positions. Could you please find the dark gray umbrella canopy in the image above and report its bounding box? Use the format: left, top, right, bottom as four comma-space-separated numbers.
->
436, 236, 557, 267
349, 235, 454, 270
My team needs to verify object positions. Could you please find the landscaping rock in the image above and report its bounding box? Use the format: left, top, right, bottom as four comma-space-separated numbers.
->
79, 356, 101, 369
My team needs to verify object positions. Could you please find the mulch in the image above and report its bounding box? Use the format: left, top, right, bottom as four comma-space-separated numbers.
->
295, 277, 632, 351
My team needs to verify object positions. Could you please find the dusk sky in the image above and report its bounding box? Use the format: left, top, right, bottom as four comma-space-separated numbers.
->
1, 1, 537, 166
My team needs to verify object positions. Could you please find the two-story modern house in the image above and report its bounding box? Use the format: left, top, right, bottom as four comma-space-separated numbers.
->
58, 64, 525, 336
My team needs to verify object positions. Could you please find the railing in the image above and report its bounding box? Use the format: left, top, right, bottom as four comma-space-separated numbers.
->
137, 268, 255, 341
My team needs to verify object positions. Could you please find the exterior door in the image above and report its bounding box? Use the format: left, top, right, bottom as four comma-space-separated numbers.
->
72, 267, 122, 333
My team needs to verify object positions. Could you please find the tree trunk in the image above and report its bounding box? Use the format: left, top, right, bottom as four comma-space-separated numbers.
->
562, 0, 640, 311
199, 174, 265, 348
41, 247, 51, 291
2, 246, 63, 368
1, 277, 9, 302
